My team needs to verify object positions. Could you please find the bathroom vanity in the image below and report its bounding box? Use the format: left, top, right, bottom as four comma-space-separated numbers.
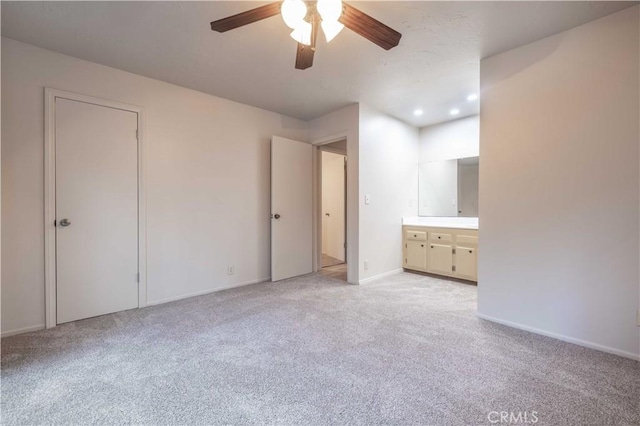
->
407, 156, 479, 282
402, 218, 478, 282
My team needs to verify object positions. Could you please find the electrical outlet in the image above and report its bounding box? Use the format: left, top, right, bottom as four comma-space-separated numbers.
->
364, 260, 369, 270
227, 265, 234, 275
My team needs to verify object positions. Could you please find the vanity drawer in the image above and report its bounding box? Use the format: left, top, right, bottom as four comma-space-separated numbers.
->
456, 234, 478, 245
406, 230, 427, 241
430, 232, 452, 243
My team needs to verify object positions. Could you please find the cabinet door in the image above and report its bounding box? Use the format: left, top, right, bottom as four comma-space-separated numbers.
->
455, 246, 477, 281
405, 240, 427, 271
429, 243, 453, 276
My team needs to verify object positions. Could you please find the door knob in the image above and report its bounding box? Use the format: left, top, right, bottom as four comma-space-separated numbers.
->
59, 218, 71, 227
273, 214, 281, 220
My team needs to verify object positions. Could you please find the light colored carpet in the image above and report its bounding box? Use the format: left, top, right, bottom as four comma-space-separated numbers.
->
2, 272, 639, 425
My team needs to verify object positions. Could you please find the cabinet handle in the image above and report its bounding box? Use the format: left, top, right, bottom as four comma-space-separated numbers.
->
421, 244, 424, 247
431, 245, 434, 249
469, 250, 473, 254
438, 236, 441, 239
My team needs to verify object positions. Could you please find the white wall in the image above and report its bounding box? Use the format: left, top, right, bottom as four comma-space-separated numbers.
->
309, 104, 359, 283
321, 151, 346, 262
358, 104, 419, 282
1, 38, 308, 335
419, 160, 458, 217
419, 115, 479, 163
478, 6, 640, 359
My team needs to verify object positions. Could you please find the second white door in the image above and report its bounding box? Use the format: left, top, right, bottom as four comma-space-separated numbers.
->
321, 151, 346, 263
271, 136, 313, 281
55, 97, 139, 324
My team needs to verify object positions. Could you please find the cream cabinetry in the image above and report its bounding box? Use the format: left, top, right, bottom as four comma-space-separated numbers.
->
404, 230, 427, 270
402, 225, 478, 282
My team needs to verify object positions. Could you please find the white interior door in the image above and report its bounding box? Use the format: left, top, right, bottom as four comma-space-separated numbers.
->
321, 151, 346, 262
271, 136, 313, 281
56, 98, 139, 324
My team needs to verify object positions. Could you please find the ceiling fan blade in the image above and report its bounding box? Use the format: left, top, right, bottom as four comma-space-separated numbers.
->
295, 43, 315, 70
295, 17, 318, 70
339, 3, 402, 50
210, 2, 282, 33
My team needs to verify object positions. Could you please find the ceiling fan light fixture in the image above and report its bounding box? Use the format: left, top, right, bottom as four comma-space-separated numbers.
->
281, 0, 308, 29
290, 20, 313, 45
317, 0, 343, 22
210, 1, 402, 70
321, 20, 344, 43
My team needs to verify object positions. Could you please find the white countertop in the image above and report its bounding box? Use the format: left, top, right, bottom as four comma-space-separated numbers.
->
402, 216, 478, 230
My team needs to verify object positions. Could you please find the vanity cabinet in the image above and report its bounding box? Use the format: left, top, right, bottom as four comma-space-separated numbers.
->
429, 243, 453, 276
454, 246, 476, 281
402, 225, 478, 282
405, 230, 427, 270
406, 241, 428, 270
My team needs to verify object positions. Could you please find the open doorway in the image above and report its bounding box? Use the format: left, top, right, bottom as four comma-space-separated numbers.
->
318, 140, 347, 281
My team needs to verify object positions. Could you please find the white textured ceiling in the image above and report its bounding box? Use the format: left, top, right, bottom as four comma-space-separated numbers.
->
1, 1, 635, 126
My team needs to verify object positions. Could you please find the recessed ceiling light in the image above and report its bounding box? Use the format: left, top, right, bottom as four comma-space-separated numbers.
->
414, 109, 423, 116
467, 94, 478, 101
450, 108, 460, 116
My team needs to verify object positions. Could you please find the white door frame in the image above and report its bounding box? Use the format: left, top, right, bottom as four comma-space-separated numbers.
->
317, 144, 347, 265
44, 88, 147, 329
312, 132, 354, 283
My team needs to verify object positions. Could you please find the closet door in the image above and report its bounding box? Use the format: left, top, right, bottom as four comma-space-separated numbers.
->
56, 97, 139, 324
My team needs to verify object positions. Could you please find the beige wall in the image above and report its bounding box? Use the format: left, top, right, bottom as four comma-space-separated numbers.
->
419, 115, 479, 163
358, 104, 419, 282
310, 104, 420, 283
1, 38, 308, 335
309, 104, 360, 283
478, 7, 640, 359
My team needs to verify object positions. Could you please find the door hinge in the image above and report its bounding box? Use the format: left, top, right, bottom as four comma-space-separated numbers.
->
53, 219, 57, 227
136, 272, 140, 283
452, 265, 456, 272
405, 258, 407, 264
135, 129, 139, 140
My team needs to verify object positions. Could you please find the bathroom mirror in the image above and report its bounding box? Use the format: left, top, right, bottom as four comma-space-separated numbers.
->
418, 156, 479, 217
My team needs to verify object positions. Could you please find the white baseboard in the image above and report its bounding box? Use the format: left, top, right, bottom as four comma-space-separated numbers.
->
358, 268, 403, 285
2, 278, 270, 337
476, 312, 640, 361
1, 324, 45, 338
146, 277, 271, 307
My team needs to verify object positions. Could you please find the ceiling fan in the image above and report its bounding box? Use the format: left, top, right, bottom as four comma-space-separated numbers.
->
210, 0, 402, 70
